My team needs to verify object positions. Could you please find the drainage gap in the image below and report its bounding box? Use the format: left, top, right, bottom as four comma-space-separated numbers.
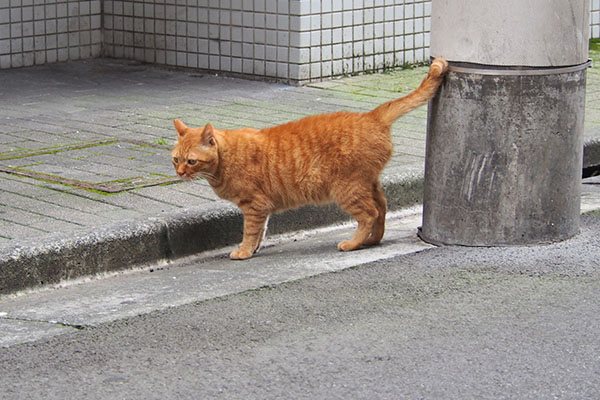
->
583, 164, 600, 179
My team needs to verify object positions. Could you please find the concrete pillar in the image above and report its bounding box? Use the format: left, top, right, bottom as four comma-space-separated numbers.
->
419, 0, 590, 246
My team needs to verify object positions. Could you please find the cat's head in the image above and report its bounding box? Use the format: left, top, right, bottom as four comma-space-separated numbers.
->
172, 119, 219, 182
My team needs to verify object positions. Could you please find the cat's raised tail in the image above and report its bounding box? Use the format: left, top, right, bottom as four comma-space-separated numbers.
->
370, 57, 448, 126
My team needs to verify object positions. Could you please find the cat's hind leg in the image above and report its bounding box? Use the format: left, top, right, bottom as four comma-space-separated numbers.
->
334, 184, 379, 251
253, 215, 270, 253
364, 181, 387, 246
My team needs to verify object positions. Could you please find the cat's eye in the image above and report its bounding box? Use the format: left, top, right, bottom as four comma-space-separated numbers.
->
172, 157, 179, 164
188, 159, 197, 165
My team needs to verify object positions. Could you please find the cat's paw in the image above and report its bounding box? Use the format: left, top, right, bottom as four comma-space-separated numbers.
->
230, 248, 253, 260
337, 240, 360, 252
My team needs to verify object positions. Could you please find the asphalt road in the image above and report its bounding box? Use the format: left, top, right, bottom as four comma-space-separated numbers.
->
1, 214, 599, 400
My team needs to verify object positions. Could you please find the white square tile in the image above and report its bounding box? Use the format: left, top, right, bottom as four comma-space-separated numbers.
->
46, 34, 56, 49
290, 0, 310, 16
332, 27, 342, 43
220, 25, 231, 40
374, 36, 383, 52
277, 30, 289, 46
415, 32, 423, 47
353, 25, 363, 41
277, 0, 288, 14
342, 10, 352, 26
394, 4, 404, 19
321, 13, 332, 29
332, 43, 342, 58
231, 26, 242, 41
383, 53, 396, 68
209, 54, 220, 69
220, 41, 231, 55
342, 42, 352, 57
331, 12, 342, 28
290, 46, 309, 63
277, 45, 288, 62
22, 6, 32, 21
310, 62, 320, 78
307, 14, 318, 30
364, 54, 374, 70
278, 14, 289, 30
254, 43, 265, 59
265, 29, 277, 45
277, 62, 288, 78
243, 58, 253, 73
342, 26, 352, 42
332, 59, 343, 75
57, 3, 67, 18
384, 21, 393, 36
374, 53, 383, 69
68, 46, 79, 61
254, 59, 265, 75
384, 36, 393, 51
199, 53, 209, 68
364, 38, 373, 54
57, 47, 69, 61
321, 44, 332, 59
405, 19, 414, 34
242, 42, 253, 57
255, 0, 266, 12
310, 45, 319, 61
45, 49, 57, 63
404, 34, 414, 50
254, 13, 265, 28
22, 36, 33, 51
322, 28, 332, 44
0, 38, 10, 54
231, 41, 242, 56
23, 51, 34, 66
310, 30, 320, 45
265, 44, 276, 60
352, 41, 363, 56
265, 13, 277, 29
265, 60, 276, 76
321, 60, 332, 77
220, 56, 231, 71
290, 15, 310, 32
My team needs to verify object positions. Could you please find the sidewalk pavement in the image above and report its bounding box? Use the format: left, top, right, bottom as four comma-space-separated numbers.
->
2, 57, 600, 295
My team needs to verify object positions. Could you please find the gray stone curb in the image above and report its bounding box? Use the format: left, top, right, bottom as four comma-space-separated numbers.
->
584, 139, 600, 169
0, 172, 424, 295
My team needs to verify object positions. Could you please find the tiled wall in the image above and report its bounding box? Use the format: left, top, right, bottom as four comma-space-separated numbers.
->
0, 0, 102, 69
2, 0, 600, 83
592, 0, 600, 38
102, 0, 430, 84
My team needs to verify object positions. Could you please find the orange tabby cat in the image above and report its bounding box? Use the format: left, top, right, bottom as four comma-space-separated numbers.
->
172, 58, 448, 259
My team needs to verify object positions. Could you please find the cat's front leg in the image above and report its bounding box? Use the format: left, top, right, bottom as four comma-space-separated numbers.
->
230, 209, 270, 260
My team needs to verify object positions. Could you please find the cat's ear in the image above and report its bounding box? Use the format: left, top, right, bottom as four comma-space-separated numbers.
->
202, 123, 216, 147
174, 119, 188, 137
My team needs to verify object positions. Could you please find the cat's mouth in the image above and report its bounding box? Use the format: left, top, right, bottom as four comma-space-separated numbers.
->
180, 174, 196, 181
